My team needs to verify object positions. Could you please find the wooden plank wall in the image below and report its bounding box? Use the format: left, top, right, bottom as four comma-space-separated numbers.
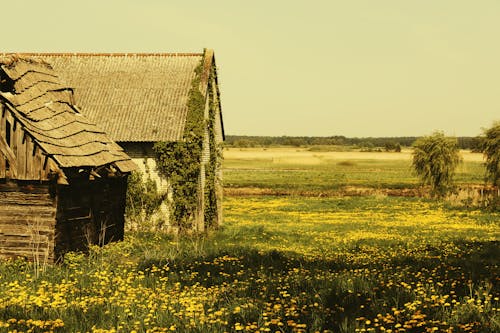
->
0, 182, 56, 262
0, 106, 51, 181
55, 178, 127, 257
0, 103, 5, 179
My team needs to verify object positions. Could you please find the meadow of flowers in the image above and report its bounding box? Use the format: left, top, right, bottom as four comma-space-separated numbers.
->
0, 195, 498, 332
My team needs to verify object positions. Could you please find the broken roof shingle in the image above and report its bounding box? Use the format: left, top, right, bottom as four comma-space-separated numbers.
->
0, 56, 136, 172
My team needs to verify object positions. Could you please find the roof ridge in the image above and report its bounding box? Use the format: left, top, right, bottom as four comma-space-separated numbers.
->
2, 52, 204, 57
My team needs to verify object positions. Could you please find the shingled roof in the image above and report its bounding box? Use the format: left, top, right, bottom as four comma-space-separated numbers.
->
17, 52, 212, 142
0, 56, 136, 172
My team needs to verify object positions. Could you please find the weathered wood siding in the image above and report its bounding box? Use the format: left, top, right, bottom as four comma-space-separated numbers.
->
55, 178, 127, 257
0, 178, 128, 262
0, 182, 56, 262
0, 105, 52, 181
0, 103, 5, 179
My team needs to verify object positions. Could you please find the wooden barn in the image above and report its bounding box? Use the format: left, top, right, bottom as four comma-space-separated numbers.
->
26, 49, 225, 231
0, 56, 136, 262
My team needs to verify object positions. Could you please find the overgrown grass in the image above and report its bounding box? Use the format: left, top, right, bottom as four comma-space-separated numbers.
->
0, 196, 498, 332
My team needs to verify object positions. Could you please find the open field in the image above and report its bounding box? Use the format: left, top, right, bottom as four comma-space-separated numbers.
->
0, 196, 498, 332
223, 148, 486, 194
224, 147, 485, 162
0, 147, 498, 332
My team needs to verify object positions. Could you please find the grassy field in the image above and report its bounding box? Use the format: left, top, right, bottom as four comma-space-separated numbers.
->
0, 147, 498, 333
223, 148, 486, 193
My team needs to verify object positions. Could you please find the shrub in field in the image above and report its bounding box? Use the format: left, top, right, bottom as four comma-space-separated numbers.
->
479, 122, 500, 209
480, 122, 500, 188
412, 132, 462, 197
337, 160, 357, 167
384, 141, 401, 152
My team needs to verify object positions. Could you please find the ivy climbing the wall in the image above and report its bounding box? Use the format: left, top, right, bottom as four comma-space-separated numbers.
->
204, 63, 222, 228
153, 57, 206, 232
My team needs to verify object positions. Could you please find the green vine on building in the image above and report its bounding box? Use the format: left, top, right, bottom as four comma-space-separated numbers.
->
204, 63, 221, 228
153, 52, 215, 232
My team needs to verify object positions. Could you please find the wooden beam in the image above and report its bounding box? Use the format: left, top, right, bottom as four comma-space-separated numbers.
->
16, 125, 26, 179
52, 160, 69, 185
56, 170, 69, 185
0, 103, 5, 178
42, 154, 48, 170
0, 132, 18, 177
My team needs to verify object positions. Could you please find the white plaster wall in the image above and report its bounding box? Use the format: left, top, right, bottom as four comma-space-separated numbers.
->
132, 156, 170, 227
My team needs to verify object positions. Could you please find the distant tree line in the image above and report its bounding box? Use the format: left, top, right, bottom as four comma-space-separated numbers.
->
225, 135, 482, 150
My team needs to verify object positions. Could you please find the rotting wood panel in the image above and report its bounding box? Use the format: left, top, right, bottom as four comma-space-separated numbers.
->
0, 103, 5, 178
55, 177, 127, 257
16, 124, 26, 179
0, 111, 18, 178
0, 104, 54, 181
0, 182, 56, 262
0, 177, 128, 262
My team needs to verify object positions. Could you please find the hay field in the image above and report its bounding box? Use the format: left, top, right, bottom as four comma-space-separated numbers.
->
224, 147, 484, 164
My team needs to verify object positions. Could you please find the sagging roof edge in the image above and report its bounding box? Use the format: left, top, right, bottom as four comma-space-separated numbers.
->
0, 64, 136, 175
1, 99, 136, 174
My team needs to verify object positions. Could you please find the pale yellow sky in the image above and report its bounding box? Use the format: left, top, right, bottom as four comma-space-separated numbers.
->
3, 0, 499, 137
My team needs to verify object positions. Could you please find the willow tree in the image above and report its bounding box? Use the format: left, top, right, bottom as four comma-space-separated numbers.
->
480, 122, 500, 188
412, 132, 462, 197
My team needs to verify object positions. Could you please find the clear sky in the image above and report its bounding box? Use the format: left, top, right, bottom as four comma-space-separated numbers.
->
3, 0, 499, 137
